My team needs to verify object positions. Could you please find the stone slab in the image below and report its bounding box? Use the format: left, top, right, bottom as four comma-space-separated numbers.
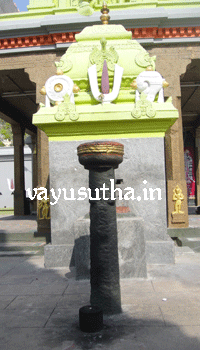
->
0, 308, 53, 328
7, 295, 61, 309
0, 295, 16, 310
117, 217, 147, 278
145, 241, 175, 264
44, 244, 74, 268
73, 216, 147, 280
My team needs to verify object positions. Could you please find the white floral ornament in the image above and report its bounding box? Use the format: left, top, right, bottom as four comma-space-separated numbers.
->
45, 75, 75, 107
135, 71, 165, 103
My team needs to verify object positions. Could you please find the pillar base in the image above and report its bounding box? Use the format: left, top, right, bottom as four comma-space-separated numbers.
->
79, 305, 103, 333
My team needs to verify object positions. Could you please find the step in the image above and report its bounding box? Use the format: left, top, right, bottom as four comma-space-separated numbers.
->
181, 237, 200, 253
168, 227, 200, 238
0, 240, 45, 257
0, 251, 39, 256
0, 232, 46, 243
0, 242, 45, 247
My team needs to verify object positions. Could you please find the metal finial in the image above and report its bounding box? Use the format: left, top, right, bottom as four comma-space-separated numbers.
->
100, 2, 110, 25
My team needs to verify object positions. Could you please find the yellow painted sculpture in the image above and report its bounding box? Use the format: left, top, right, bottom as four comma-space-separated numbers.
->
38, 197, 50, 220
172, 185, 184, 214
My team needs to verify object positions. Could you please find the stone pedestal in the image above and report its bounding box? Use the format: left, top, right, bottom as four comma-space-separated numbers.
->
74, 215, 147, 280
44, 137, 175, 269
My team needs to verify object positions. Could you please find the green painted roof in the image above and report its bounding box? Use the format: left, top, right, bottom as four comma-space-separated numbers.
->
1, 0, 200, 22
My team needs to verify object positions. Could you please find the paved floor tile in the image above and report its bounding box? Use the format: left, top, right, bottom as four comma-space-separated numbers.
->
160, 303, 200, 326
64, 281, 90, 294
2, 324, 200, 350
120, 279, 154, 293
0, 327, 79, 350
121, 304, 164, 325
0, 257, 27, 276
56, 293, 90, 308
121, 292, 158, 305
6, 295, 61, 309
155, 291, 200, 305
0, 283, 68, 296
0, 308, 53, 328
45, 308, 79, 327
0, 295, 16, 310
152, 279, 200, 292
0, 276, 34, 285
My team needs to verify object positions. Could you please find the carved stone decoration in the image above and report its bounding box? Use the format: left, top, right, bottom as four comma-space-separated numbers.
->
55, 95, 79, 122
89, 38, 119, 72
38, 197, 50, 220
45, 75, 75, 107
78, 1, 94, 16
172, 185, 184, 215
55, 103, 68, 121
132, 71, 166, 103
68, 105, 79, 121
131, 93, 156, 119
135, 52, 156, 69
55, 53, 73, 75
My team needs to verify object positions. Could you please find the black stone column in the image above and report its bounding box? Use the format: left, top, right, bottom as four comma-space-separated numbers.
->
77, 141, 124, 315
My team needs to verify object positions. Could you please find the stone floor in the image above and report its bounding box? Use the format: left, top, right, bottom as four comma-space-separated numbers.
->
0, 213, 200, 349
0, 248, 199, 349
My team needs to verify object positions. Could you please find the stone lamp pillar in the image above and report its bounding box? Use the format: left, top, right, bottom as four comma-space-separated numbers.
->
77, 141, 124, 315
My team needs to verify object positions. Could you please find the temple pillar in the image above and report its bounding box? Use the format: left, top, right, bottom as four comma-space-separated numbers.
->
12, 124, 26, 216
37, 128, 50, 239
31, 134, 37, 213
25, 65, 55, 238
77, 141, 123, 314
165, 97, 189, 228
195, 128, 200, 206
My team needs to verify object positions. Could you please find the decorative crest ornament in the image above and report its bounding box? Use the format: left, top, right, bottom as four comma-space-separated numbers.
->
55, 53, 73, 75
131, 93, 156, 119
88, 62, 123, 103
89, 38, 118, 72
55, 94, 79, 122
78, 0, 94, 16
135, 52, 156, 70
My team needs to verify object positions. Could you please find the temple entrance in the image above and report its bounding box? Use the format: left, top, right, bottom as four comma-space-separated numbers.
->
0, 68, 37, 215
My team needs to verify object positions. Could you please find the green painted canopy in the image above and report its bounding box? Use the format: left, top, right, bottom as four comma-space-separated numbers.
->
33, 22, 178, 141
